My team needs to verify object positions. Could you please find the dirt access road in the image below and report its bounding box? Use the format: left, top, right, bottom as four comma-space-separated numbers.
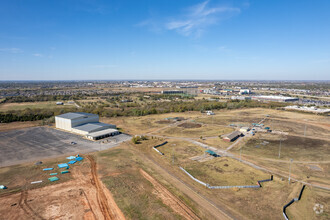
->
0, 156, 125, 220
140, 169, 200, 220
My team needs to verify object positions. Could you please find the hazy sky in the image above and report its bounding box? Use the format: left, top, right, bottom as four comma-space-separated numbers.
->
0, 0, 329, 80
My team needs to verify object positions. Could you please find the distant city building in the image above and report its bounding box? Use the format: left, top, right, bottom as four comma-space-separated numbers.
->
55, 112, 118, 140
161, 90, 184, 94
252, 95, 299, 102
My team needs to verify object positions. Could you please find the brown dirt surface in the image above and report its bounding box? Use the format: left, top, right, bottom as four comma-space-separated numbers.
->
0, 156, 125, 220
86, 155, 126, 220
156, 120, 173, 124
179, 123, 202, 128
139, 169, 200, 220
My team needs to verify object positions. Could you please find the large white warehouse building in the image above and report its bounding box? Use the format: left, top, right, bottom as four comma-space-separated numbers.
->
55, 112, 118, 140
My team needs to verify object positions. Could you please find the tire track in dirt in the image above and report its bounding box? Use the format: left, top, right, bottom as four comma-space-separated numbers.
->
19, 190, 45, 220
87, 155, 126, 220
140, 169, 200, 220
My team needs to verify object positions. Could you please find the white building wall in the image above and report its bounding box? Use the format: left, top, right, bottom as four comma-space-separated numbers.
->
55, 117, 72, 131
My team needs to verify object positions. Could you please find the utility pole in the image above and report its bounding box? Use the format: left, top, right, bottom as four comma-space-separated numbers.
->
172, 144, 176, 165
288, 159, 293, 184
278, 135, 282, 159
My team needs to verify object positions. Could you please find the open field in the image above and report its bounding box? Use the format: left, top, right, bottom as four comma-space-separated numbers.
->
286, 186, 330, 220
0, 126, 131, 167
0, 107, 329, 219
240, 133, 330, 161
101, 111, 203, 135
134, 137, 330, 220
159, 123, 234, 138
96, 143, 215, 220
0, 101, 75, 112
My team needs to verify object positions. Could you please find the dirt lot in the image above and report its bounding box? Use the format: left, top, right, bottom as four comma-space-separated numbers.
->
0, 155, 125, 220
178, 122, 202, 128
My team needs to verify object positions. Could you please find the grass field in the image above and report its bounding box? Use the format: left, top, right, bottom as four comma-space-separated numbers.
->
0, 101, 75, 112
286, 186, 330, 220
185, 157, 269, 186
240, 133, 330, 161
96, 144, 212, 220
159, 123, 234, 138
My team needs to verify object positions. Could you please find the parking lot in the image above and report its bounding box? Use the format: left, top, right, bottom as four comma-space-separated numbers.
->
0, 127, 131, 167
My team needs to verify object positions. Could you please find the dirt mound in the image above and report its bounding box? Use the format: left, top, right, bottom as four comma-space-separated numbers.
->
156, 120, 172, 124
178, 123, 202, 128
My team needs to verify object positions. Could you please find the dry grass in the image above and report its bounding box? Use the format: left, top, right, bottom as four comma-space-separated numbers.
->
286, 186, 330, 220
159, 124, 233, 138
0, 102, 75, 112
241, 133, 330, 161
0, 121, 40, 132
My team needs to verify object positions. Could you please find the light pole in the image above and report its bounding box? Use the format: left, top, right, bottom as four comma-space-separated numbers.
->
278, 134, 282, 159
172, 144, 176, 165
288, 158, 293, 184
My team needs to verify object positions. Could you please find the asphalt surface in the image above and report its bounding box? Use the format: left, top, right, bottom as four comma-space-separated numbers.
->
0, 127, 131, 167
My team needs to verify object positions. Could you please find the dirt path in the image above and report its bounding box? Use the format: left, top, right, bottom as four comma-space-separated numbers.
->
127, 142, 235, 220
86, 155, 126, 220
140, 169, 200, 220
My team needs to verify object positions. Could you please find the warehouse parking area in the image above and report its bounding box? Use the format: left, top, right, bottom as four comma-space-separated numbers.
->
0, 126, 131, 167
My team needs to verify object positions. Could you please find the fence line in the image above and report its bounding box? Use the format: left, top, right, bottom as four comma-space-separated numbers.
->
282, 185, 305, 220
180, 167, 273, 189
153, 141, 168, 155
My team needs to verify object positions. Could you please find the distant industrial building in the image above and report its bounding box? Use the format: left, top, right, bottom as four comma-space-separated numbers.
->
222, 131, 242, 142
231, 96, 251, 101
252, 96, 299, 102
239, 89, 250, 95
55, 112, 119, 140
284, 106, 330, 114
161, 90, 184, 95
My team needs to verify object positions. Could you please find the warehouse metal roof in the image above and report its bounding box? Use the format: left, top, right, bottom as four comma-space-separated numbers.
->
55, 112, 97, 120
72, 122, 112, 132
224, 131, 241, 140
86, 128, 119, 138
